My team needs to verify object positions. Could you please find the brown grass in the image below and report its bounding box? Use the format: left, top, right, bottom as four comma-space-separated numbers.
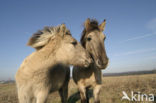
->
0, 74, 156, 103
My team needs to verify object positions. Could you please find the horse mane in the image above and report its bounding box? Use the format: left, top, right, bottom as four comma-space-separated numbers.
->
80, 19, 100, 47
27, 25, 70, 50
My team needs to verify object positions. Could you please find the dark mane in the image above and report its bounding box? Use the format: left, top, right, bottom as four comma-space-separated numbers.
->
81, 19, 100, 47
27, 25, 71, 50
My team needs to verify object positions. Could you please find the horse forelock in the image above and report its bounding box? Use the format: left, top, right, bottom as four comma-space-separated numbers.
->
81, 19, 100, 47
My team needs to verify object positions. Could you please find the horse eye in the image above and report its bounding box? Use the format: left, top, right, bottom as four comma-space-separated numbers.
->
71, 41, 77, 46
87, 37, 91, 41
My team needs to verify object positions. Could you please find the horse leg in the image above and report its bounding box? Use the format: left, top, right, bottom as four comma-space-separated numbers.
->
36, 90, 48, 103
59, 68, 70, 103
32, 97, 36, 103
59, 85, 68, 103
86, 88, 89, 103
79, 86, 88, 103
18, 89, 32, 103
93, 85, 101, 103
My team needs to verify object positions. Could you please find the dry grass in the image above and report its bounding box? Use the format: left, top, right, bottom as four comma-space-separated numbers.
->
0, 74, 156, 103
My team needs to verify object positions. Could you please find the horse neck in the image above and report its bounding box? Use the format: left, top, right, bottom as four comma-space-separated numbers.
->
37, 39, 61, 64
86, 47, 102, 82
89, 63, 102, 84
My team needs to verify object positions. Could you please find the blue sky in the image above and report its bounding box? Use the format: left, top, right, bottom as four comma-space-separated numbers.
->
0, 0, 156, 80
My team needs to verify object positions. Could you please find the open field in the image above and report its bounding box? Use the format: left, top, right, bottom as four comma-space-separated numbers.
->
0, 74, 156, 103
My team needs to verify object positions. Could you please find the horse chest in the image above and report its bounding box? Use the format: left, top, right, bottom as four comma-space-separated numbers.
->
50, 81, 64, 92
49, 74, 65, 89
47, 65, 70, 92
85, 72, 102, 87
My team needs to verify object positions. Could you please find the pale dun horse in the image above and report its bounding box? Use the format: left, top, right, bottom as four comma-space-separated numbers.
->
73, 19, 109, 103
15, 24, 92, 103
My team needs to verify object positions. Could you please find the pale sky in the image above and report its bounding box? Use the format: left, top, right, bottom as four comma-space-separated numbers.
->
0, 0, 156, 80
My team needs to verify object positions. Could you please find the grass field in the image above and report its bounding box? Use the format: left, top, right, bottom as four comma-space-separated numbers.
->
0, 74, 156, 103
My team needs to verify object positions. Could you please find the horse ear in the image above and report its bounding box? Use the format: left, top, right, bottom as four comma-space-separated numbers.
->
59, 23, 67, 36
84, 18, 91, 32
99, 19, 106, 31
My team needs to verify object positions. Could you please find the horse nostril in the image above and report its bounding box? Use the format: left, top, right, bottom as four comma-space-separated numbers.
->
85, 60, 88, 63
84, 59, 90, 67
88, 58, 93, 63
97, 60, 101, 65
85, 60, 90, 65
